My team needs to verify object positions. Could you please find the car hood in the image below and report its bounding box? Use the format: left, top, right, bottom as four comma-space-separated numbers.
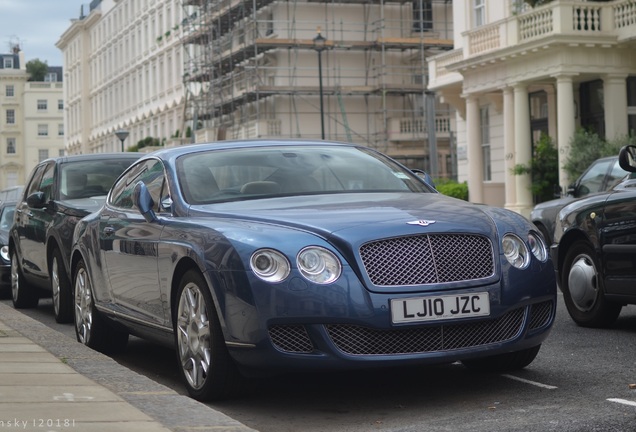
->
57, 197, 106, 217
193, 193, 522, 241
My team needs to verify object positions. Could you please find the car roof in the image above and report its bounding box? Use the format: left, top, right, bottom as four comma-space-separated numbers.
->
39, 153, 142, 165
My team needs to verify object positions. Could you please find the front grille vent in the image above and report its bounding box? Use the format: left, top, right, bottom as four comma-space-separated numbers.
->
360, 234, 494, 286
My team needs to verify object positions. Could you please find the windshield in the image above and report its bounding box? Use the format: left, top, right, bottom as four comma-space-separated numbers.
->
0, 205, 15, 231
177, 145, 433, 205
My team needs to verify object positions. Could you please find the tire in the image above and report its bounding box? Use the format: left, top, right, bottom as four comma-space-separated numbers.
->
561, 241, 622, 328
174, 269, 242, 401
536, 223, 552, 246
51, 248, 73, 323
462, 345, 541, 372
74, 259, 128, 353
10, 251, 39, 309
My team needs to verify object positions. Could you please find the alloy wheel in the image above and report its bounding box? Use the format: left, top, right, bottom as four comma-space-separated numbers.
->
74, 266, 93, 344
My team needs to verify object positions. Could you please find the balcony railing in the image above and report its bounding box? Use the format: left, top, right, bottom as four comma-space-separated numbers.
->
432, 0, 636, 80
387, 116, 451, 141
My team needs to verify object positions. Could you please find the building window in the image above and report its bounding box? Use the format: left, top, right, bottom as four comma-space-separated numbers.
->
38, 149, 49, 162
37, 99, 47, 111
480, 106, 491, 181
3, 57, 13, 69
412, 1, 433, 32
5, 85, 14, 97
58, 124, 64, 136
59, 149, 65, 157
6, 138, 16, 154
474, 0, 486, 27
58, 99, 64, 110
44, 73, 58, 82
38, 124, 48, 136
6, 109, 15, 124
628, 77, 636, 135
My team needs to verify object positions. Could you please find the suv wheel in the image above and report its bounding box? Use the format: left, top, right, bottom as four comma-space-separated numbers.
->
11, 252, 39, 308
51, 248, 73, 323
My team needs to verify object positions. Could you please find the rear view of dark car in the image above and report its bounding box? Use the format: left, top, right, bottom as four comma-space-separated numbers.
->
9, 153, 140, 322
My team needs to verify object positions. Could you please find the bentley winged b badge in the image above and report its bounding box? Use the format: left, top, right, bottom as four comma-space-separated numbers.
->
407, 220, 436, 227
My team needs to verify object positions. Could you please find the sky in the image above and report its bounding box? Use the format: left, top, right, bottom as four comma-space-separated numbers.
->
1, 0, 88, 66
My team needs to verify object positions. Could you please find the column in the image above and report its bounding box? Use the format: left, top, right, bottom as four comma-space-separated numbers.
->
513, 84, 532, 217
503, 87, 516, 209
465, 95, 483, 203
555, 74, 576, 193
603, 74, 629, 141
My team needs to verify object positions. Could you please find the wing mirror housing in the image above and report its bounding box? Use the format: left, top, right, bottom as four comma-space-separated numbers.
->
618, 145, 636, 173
133, 181, 158, 223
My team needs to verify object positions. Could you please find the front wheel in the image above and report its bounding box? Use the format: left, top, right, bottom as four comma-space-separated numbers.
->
51, 249, 73, 323
462, 345, 541, 372
11, 251, 38, 309
174, 270, 242, 401
74, 259, 128, 353
561, 241, 622, 328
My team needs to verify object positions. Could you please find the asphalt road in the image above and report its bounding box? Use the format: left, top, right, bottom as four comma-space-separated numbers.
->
4, 293, 636, 432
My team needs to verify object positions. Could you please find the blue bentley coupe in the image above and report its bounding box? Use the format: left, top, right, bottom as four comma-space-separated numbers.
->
71, 140, 557, 401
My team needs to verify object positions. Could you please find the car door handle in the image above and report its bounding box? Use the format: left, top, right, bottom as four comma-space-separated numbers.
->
103, 226, 115, 236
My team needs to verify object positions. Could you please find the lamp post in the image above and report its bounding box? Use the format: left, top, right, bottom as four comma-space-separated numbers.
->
312, 28, 326, 140
115, 129, 129, 152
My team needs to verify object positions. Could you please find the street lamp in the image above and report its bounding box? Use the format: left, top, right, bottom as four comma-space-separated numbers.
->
313, 27, 327, 140
115, 129, 129, 152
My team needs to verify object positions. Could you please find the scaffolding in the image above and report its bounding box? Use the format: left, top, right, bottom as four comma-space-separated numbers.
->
179, 0, 454, 175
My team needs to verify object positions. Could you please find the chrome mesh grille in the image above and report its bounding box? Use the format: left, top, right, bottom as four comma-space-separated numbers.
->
326, 308, 525, 355
269, 325, 314, 353
528, 301, 553, 331
359, 234, 494, 286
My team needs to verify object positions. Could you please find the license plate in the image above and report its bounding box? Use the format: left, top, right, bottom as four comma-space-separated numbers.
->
391, 292, 490, 324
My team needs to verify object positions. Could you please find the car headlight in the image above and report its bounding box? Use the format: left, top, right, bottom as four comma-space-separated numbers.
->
502, 234, 530, 269
297, 246, 341, 284
0, 246, 8, 262
528, 232, 548, 262
250, 249, 290, 283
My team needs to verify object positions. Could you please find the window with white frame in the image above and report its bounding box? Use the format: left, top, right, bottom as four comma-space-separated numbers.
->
45, 72, 58, 82
38, 149, 49, 162
58, 124, 64, 136
37, 99, 47, 111
38, 124, 48, 136
6, 138, 16, 154
58, 149, 65, 157
480, 106, 491, 181
474, 0, 486, 27
3, 57, 13, 69
6, 109, 15, 124
58, 99, 64, 110
5, 85, 14, 97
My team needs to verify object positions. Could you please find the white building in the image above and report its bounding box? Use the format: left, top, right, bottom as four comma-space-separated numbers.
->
56, 0, 187, 155
428, 0, 636, 216
0, 47, 65, 189
56, 0, 456, 178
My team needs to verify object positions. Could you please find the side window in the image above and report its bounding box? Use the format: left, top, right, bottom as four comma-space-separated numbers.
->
39, 163, 56, 201
24, 165, 46, 199
605, 159, 629, 190
577, 159, 612, 196
109, 160, 166, 212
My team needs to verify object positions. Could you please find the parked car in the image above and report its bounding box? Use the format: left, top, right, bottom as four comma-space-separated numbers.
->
552, 145, 636, 328
530, 155, 629, 244
10, 153, 141, 323
71, 140, 556, 401
0, 186, 23, 205
0, 200, 16, 297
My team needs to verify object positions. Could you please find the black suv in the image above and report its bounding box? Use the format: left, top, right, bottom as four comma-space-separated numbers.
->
530, 156, 628, 244
10, 153, 140, 322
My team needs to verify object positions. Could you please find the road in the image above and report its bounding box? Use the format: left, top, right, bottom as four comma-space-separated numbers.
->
4, 293, 636, 432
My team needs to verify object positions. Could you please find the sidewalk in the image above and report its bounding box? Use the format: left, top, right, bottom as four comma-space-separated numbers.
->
0, 301, 258, 432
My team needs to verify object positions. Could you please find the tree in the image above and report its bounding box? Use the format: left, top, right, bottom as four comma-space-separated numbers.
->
26, 59, 48, 82
562, 129, 627, 181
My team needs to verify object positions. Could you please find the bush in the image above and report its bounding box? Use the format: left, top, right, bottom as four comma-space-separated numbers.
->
562, 129, 624, 181
512, 133, 559, 204
435, 179, 469, 201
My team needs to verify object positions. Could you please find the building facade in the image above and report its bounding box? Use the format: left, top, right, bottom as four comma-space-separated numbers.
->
0, 47, 65, 189
56, 0, 456, 179
428, 0, 636, 216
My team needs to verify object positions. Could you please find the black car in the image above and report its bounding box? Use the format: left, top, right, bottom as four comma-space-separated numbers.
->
9, 153, 140, 322
0, 200, 16, 297
552, 145, 636, 328
531, 155, 629, 244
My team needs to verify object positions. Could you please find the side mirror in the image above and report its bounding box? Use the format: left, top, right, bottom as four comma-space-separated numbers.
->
26, 192, 47, 209
410, 169, 436, 190
132, 181, 158, 223
618, 145, 636, 172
